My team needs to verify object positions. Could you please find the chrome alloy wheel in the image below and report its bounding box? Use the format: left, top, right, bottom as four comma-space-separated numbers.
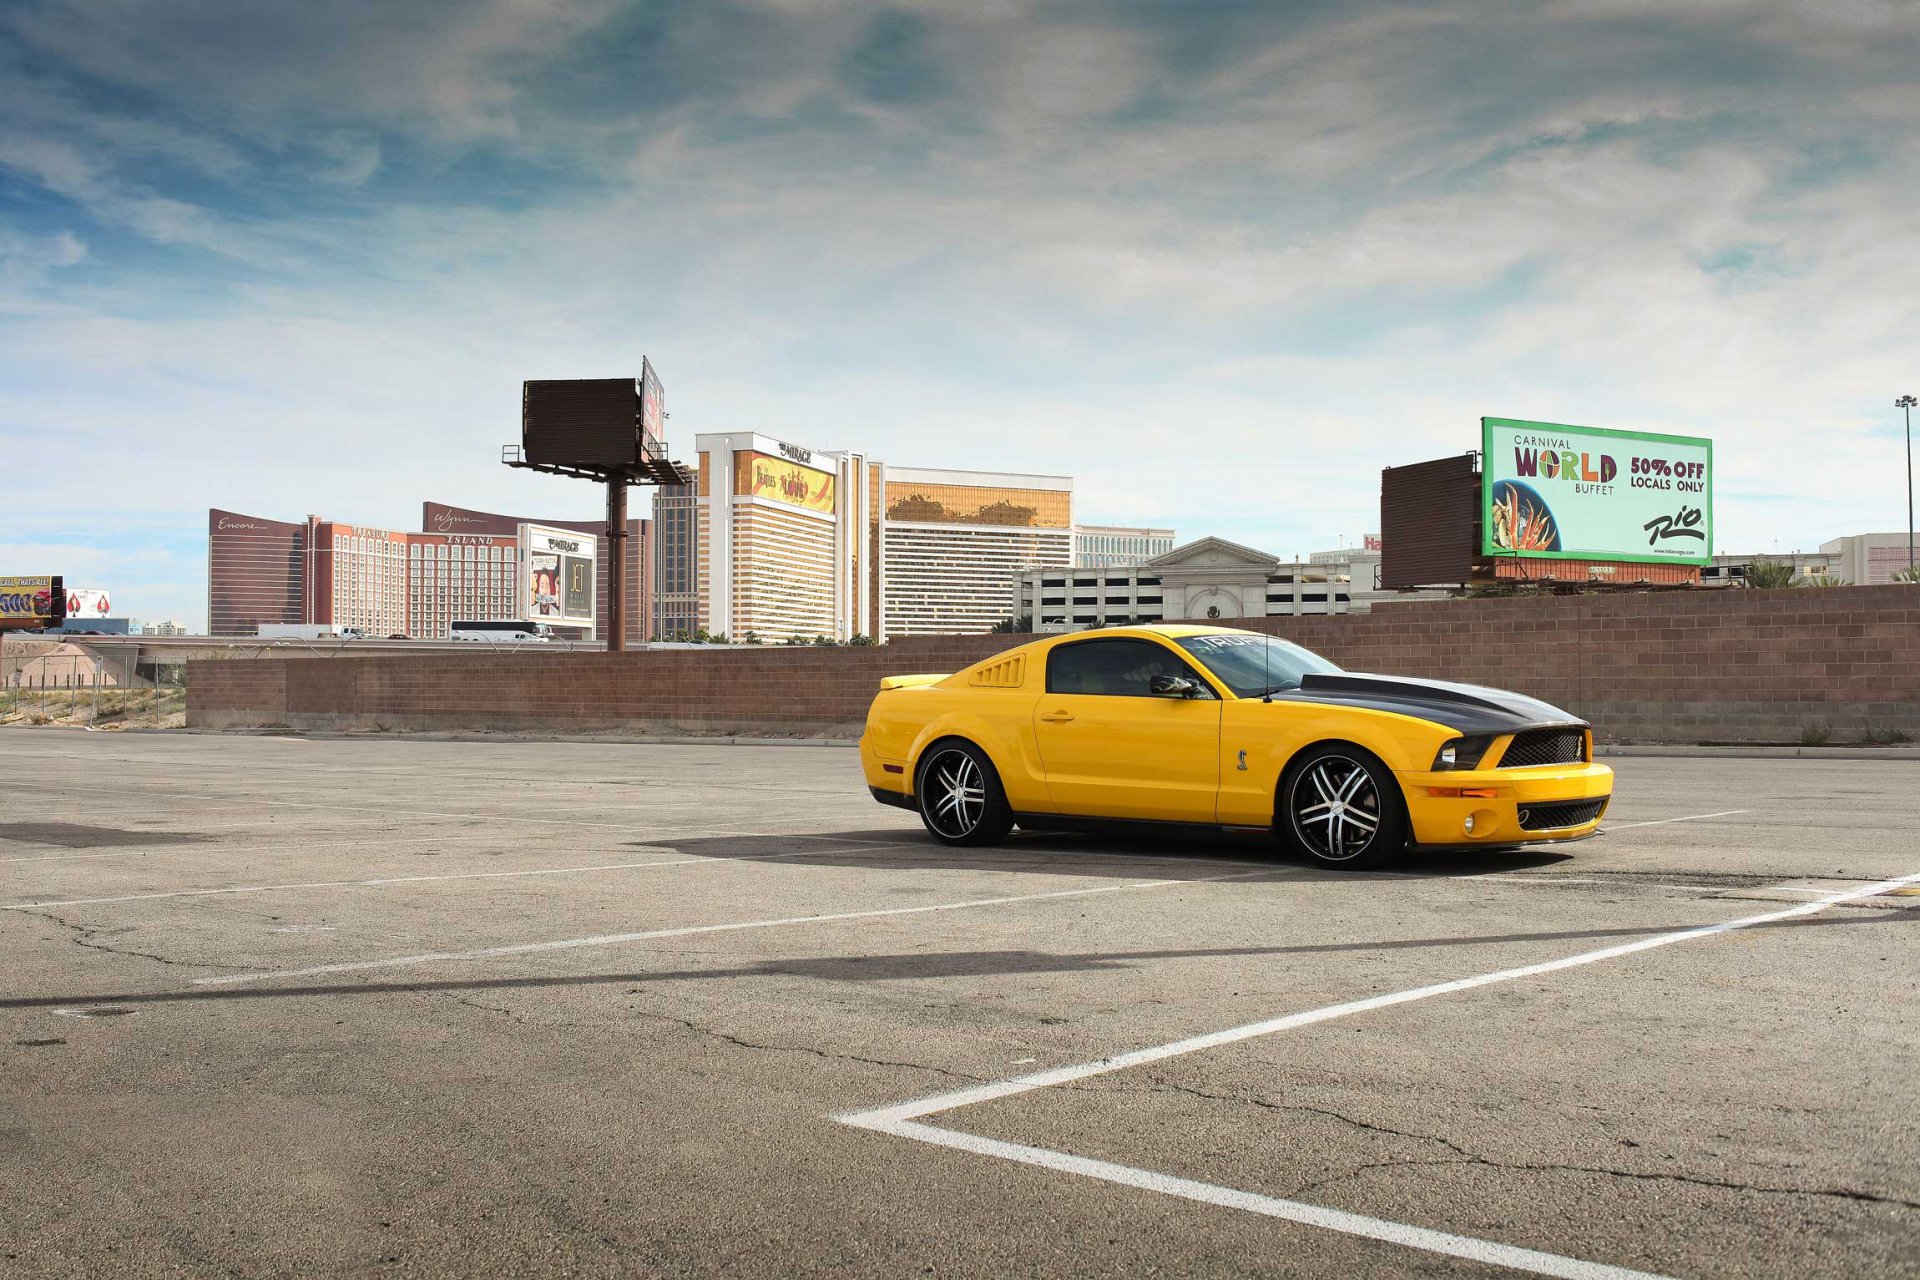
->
922, 749, 986, 839
1292, 755, 1382, 862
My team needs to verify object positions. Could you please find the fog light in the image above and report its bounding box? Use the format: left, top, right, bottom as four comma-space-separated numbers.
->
1463, 816, 1475, 834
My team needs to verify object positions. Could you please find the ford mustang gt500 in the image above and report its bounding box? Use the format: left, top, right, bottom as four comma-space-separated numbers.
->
860, 625, 1612, 868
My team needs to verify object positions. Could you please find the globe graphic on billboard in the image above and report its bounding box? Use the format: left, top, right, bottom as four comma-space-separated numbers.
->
1488, 479, 1562, 553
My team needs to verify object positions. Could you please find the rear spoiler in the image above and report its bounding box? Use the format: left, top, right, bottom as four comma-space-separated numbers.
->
878, 673, 948, 691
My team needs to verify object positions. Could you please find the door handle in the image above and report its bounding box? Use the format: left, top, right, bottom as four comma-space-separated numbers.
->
1038, 710, 1075, 724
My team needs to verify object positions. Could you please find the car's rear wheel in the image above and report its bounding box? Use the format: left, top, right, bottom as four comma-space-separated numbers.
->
915, 741, 1014, 847
1280, 745, 1407, 869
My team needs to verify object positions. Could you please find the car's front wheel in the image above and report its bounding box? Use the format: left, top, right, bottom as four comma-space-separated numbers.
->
1280, 745, 1407, 869
915, 741, 1014, 847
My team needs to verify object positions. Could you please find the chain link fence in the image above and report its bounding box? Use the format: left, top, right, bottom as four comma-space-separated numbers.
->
1, 645, 188, 730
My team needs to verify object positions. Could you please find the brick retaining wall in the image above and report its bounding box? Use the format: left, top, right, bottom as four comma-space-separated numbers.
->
189, 635, 1026, 738
1222, 585, 1920, 743
188, 586, 1920, 743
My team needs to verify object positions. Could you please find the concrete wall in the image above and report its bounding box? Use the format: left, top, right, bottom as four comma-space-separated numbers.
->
190, 635, 1023, 738
188, 586, 1920, 743
1220, 585, 1920, 744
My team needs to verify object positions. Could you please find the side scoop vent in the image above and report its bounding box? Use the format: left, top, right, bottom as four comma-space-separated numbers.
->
968, 654, 1027, 689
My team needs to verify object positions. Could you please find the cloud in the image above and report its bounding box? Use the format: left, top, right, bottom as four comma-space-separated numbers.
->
0, 227, 85, 274
310, 133, 382, 186
2, 0, 623, 143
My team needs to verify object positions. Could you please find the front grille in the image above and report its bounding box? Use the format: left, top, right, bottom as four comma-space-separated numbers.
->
1501, 728, 1588, 768
1517, 798, 1608, 831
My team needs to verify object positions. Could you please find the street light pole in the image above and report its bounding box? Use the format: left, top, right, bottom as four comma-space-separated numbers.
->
1901, 395, 1918, 576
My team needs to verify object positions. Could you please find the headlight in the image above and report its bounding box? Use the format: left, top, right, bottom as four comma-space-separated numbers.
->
1432, 735, 1495, 771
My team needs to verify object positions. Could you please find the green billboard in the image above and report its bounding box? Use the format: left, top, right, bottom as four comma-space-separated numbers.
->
1481, 418, 1713, 566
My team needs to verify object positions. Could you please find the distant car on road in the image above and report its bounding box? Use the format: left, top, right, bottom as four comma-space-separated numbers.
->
861, 624, 1613, 868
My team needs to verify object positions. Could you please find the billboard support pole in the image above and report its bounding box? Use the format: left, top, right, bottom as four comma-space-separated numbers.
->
606, 477, 628, 653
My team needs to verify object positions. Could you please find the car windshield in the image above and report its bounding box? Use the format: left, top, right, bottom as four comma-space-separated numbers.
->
1174, 633, 1341, 698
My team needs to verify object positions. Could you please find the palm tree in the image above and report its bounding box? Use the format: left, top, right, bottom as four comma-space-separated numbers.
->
1742, 559, 1797, 589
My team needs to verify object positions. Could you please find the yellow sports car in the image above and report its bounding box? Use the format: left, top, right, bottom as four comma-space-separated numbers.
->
860, 624, 1612, 868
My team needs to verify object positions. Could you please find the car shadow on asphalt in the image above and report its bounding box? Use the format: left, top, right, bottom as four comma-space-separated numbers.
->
626, 827, 1576, 882
11, 912, 1906, 1014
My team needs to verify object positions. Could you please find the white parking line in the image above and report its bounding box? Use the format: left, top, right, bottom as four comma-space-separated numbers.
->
1606, 808, 1748, 830
836, 868, 1920, 1280
191, 870, 1278, 987
0, 843, 933, 912
1449, 875, 1723, 892
864, 1126, 1669, 1279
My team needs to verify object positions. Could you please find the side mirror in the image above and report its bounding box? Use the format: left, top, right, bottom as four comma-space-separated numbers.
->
1150, 675, 1197, 698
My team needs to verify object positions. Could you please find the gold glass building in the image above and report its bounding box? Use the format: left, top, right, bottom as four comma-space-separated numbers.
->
873, 466, 1073, 638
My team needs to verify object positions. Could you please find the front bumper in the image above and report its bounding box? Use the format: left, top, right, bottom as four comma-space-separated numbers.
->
1399, 761, 1614, 847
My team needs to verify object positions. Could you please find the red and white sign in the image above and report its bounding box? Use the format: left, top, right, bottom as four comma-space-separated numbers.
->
1363, 534, 1384, 552
65, 588, 112, 618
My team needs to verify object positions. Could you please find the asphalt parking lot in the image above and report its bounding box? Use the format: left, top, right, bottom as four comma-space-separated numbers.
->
2, 732, 1916, 1279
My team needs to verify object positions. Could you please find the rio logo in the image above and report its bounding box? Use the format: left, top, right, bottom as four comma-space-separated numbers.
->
1643, 505, 1706, 545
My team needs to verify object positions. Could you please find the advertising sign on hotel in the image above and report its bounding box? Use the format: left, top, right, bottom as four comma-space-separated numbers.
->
640, 359, 665, 454
520, 525, 597, 627
1481, 418, 1713, 566
738, 451, 836, 515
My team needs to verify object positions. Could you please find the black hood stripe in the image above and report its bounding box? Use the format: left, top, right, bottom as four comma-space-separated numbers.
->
1276, 672, 1584, 737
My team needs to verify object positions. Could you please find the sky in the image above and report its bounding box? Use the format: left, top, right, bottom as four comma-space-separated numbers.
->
2, 0, 1917, 628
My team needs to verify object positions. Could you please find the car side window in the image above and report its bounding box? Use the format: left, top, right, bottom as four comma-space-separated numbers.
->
1046, 639, 1212, 697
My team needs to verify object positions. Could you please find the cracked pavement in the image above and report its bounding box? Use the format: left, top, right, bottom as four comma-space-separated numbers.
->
1, 732, 1917, 1278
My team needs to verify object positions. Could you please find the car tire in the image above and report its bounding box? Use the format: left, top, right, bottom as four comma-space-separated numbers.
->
1279, 744, 1408, 869
915, 741, 1014, 847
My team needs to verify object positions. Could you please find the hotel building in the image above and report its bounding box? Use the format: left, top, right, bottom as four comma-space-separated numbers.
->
876, 466, 1074, 638
1012, 537, 1445, 630
1073, 524, 1176, 568
207, 509, 310, 635
207, 503, 650, 640
650, 482, 700, 639
693, 432, 1074, 643
695, 433, 871, 644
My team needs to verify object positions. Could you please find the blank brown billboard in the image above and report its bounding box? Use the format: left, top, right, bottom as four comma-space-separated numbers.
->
522, 378, 645, 469
1380, 453, 1479, 590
